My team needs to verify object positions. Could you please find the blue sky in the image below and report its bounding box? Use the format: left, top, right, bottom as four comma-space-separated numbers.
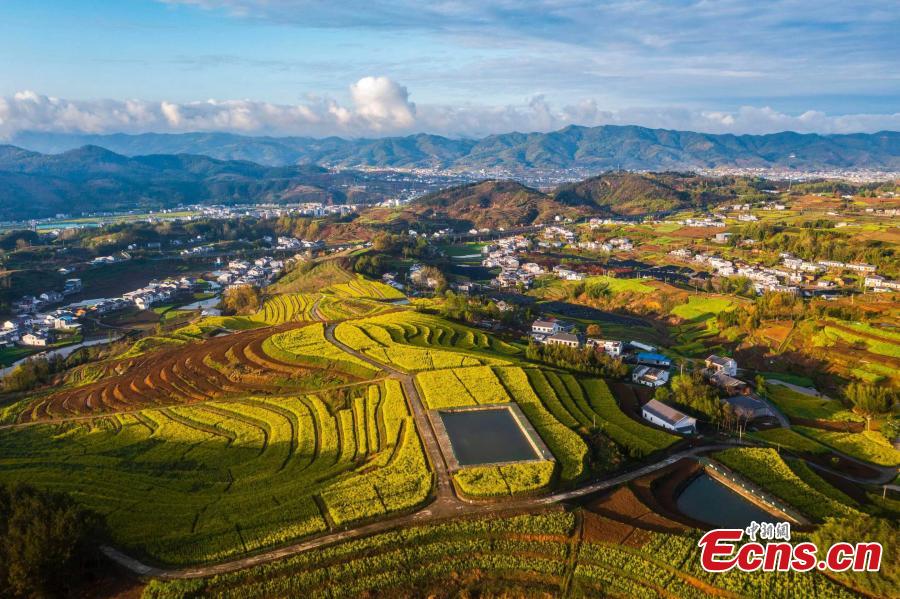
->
0, 0, 898, 138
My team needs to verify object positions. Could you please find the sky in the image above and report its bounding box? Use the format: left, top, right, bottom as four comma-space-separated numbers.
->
0, 0, 898, 139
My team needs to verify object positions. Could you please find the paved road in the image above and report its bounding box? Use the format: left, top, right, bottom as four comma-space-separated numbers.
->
323, 322, 456, 506
101, 444, 737, 580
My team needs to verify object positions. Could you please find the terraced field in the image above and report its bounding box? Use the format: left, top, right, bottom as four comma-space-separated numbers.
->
142, 507, 861, 599
713, 448, 860, 520
334, 311, 521, 371
0, 380, 430, 565
11, 323, 368, 424
416, 364, 676, 485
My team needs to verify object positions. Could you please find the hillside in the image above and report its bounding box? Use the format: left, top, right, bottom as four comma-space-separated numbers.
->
12, 125, 900, 171
0, 145, 350, 219
551, 172, 739, 216
400, 180, 588, 229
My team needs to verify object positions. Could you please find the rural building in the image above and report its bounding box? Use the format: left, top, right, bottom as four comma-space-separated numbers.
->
720, 395, 775, 421
546, 331, 581, 348
532, 319, 560, 335
632, 366, 670, 387
629, 340, 656, 353
708, 372, 750, 395
21, 332, 50, 347
705, 355, 737, 377
635, 352, 672, 368
641, 399, 696, 434
586, 338, 623, 357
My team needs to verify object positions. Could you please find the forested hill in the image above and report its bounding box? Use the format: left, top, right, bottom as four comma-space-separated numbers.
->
0, 145, 351, 220
12, 125, 900, 171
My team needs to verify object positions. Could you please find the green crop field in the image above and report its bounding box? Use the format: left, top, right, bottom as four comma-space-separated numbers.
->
670, 295, 736, 321
0, 380, 429, 565
141, 509, 861, 599
813, 322, 900, 360
714, 448, 859, 520
794, 427, 900, 467
334, 311, 519, 371
453, 461, 555, 497
748, 428, 830, 454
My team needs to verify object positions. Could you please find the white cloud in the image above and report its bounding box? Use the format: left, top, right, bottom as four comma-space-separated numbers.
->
349, 76, 416, 129
1, 78, 899, 140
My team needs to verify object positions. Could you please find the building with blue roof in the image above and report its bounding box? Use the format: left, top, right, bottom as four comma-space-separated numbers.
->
635, 352, 671, 367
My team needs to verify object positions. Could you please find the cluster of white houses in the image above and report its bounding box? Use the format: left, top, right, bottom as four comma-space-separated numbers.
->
1, 308, 82, 348
670, 247, 889, 295
212, 257, 283, 289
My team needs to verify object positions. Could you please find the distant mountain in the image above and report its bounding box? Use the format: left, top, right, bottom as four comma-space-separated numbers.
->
0, 145, 354, 220
11, 126, 900, 171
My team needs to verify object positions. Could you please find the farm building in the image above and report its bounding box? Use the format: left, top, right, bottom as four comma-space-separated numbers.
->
632, 366, 670, 387
705, 354, 737, 377
635, 352, 672, 368
708, 372, 751, 395
532, 319, 560, 336
586, 338, 623, 357
641, 399, 696, 434
721, 395, 775, 421
546, 331, 581, 348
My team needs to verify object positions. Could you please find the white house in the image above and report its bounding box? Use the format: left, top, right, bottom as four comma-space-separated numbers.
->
632, 366, 670, 387
532, 319, 560, 335
641, 399, 697, 434
21, 332, 50, 347
705, 354, 738, 377
586, 338, 622, 357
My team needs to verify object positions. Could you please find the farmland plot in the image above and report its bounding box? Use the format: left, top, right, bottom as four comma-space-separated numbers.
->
0, 380, 429, 565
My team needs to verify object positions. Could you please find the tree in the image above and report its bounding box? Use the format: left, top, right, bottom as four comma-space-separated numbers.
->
586, 323, 603, 337
221, 285, 261, 316
0, 484, 103, 598
754, 374, 768, 398
845, 382, 895, 430
670, 372, 722, 422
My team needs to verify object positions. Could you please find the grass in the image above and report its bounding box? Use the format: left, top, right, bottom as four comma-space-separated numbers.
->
669, 295, 736, 321
765, 385, 862, 422
794, 427, 900, 467
747, 428, 830, 454
761, 371, 815, 387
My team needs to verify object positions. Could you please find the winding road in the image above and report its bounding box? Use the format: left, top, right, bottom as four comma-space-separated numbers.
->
20, 307, 894, 581
99, 319, 749, 580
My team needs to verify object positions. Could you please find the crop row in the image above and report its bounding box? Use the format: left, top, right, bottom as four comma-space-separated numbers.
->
580, 378, 678, 457
143, 512, 575, 598
713, 448, 859, 521
453, 461, 555, 497
263, 323, 380, 380
494, 367, 588, 482
0, 380, 431, 565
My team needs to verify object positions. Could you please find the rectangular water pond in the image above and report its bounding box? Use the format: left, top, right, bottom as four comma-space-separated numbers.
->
438, 407, 540, 466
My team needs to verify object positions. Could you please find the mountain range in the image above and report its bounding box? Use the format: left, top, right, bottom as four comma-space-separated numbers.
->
11, 125, 900, 172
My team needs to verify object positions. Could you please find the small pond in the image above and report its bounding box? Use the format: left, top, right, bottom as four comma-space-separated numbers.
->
677, 473, 779, 529
440, 408, 538, 466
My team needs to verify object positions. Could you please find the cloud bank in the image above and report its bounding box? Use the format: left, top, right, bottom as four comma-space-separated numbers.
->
1, 79, 899, 140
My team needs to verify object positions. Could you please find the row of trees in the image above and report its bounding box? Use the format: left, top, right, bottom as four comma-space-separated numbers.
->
525, 341, 628, 378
